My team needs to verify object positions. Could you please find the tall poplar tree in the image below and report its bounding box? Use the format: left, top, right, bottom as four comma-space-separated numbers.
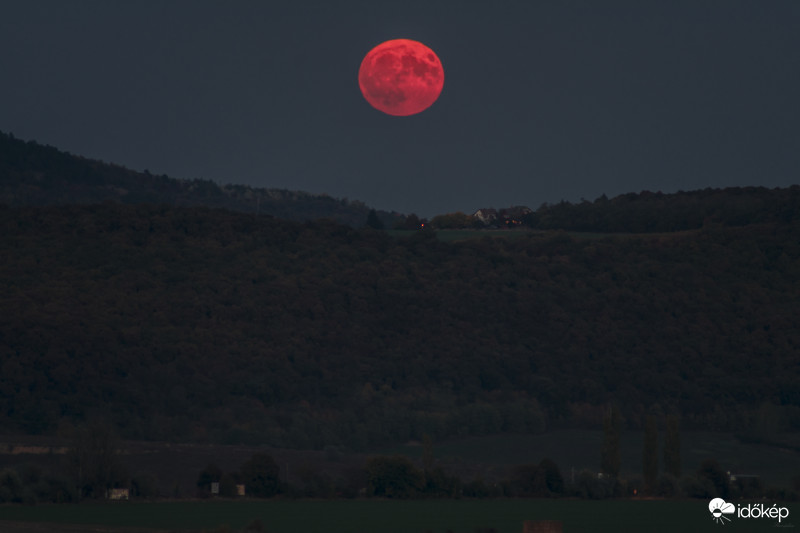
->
643, 415, 658, 493
664, 415, 681, 478
601, 405, 621, 478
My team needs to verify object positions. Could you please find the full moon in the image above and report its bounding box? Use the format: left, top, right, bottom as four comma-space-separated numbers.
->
358, 39, 444, 116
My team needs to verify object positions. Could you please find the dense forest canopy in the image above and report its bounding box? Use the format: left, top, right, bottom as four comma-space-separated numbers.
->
1, 202, 798, 449
2, 129, 799, 449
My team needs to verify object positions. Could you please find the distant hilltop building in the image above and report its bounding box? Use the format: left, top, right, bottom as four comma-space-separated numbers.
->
473, 208, 498, 224
472, 206, 531, 226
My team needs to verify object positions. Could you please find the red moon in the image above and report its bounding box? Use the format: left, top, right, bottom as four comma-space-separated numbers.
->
358, 39, 444, 116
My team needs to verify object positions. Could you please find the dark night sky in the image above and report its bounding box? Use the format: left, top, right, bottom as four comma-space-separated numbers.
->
2, 1, 798, 217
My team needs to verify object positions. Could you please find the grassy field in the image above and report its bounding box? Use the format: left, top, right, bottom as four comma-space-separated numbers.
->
387, 228, 697, 243
387, 229, 542, 242
0, 498, 792, 533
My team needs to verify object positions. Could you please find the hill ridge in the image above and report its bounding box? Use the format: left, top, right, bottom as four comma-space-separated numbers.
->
0, 130, 399, 227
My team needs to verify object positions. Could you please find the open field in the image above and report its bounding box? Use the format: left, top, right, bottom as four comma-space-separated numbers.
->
0, 521, 169, 533
389, 228, 559, 242
0, 499, 794, 533
386, 228, 698, 242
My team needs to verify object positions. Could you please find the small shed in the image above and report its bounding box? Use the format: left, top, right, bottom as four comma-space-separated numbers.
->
107, 488, 130, 500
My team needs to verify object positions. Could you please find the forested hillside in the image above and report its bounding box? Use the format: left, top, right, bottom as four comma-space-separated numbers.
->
0, 131, 398, 227
525, 186, 800, 232
4, 129, 799, 234
1, 203, 798, 449
429, 187, 800, 232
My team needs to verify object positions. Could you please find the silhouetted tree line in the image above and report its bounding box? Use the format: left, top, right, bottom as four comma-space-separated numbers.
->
6, 128, 799, 236
526, 187, 800, 232
196, 452, 282, 498
193, 444, 796, 501
2, 417, 799, 504
1, 202, 799, 450
0, 130, 401, 227
420, 187, 800, 232
0, 422, 157, 504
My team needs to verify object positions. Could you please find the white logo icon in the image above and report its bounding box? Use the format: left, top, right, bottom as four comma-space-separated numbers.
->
709, 498, 736, 525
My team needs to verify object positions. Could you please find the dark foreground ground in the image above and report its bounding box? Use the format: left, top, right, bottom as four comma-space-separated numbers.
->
1, 499, 795, 533
0, 523, 171, 533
